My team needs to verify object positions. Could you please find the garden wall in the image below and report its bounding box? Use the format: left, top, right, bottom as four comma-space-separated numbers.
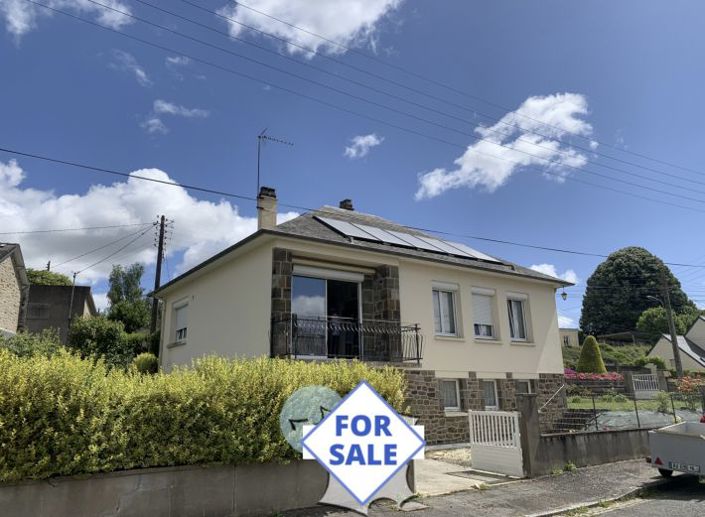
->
0, 461, 329, 517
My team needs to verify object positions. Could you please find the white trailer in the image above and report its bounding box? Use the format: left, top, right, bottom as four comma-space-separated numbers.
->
648, 422, 705, 478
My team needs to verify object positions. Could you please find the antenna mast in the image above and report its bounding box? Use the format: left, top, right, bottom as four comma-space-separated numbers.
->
256, 128, 294, 195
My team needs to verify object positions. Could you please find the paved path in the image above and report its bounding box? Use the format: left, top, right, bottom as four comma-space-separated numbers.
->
587, 475, 705, 516
283, 460, 663, 516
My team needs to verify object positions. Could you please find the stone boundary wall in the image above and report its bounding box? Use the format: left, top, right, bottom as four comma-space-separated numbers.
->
0, 461, 329, 517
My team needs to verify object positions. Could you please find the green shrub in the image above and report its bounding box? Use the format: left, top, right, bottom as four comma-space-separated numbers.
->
0, 352, 406, 482
634, 356, 667, 370
0, 330, 61, 357
655, 391, 671, 413
67, 316, 136, 368
576, 336, 607, 374
132, 352, 158, 374
614, 393, 628, 403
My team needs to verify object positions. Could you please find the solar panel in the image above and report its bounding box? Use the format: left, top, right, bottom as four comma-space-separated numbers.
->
386, 230, 445, 252
315, 216, 381, 241
415, 235, 473, 257
445, 241, 501, 263
352, 223, 413, 246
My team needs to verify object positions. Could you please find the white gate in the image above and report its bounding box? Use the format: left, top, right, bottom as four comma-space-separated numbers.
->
632, 373, 659, 399
468, 410, 524, 477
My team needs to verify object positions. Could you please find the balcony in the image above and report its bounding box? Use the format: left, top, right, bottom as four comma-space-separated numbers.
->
270, 317, 424, 364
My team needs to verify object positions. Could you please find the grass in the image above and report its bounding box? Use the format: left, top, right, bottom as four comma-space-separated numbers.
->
563, 343, 652, 369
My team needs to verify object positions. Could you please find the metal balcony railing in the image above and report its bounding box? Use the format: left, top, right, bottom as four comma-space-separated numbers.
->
270, 316, 423, 364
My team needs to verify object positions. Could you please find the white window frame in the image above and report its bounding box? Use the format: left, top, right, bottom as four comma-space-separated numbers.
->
507, 293, 529, 342
440, 379, 461, 411
516, 380, 534, 395
482, 380, 499, 410
472, 287, 496, 340
432, 282, 459, 337
173, 301, 189, 344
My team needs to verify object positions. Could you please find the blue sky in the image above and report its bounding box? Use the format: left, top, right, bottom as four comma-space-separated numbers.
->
2, 0, 705, 326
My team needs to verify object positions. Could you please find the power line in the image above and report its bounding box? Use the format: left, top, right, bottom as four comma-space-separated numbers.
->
5, 144, 705, 271
76, 225, 154, 274
228, 0, 705, 180
0, 222, 151, 235
180, 0, 705, 192
80, 0, 705, 203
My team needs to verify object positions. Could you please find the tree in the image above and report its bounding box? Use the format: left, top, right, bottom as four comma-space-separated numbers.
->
580, 247, 695, 335
636, 306, 701, 342
67, 316, 141, 368
106, 264, 150, 333
26, 268, 71, 286
576, 335, 607, 373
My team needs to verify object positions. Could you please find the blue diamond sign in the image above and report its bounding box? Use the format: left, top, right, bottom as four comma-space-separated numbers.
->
301, 381, 425, 506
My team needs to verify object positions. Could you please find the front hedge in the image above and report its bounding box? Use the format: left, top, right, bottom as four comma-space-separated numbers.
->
0, 351, 406, 483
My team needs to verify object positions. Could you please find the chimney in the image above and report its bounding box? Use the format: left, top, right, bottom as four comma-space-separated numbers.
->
257, 186, 277, 230
339, 199, 354, 211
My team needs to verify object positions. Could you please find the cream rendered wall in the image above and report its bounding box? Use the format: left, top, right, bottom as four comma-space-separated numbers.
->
398, 259, 563, 378
160, 242, 273, 371
649, 337, 705, 372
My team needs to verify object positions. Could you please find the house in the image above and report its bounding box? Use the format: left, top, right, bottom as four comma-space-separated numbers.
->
26, 285, 98, 343
0, 243, 29, 337
559, 327, 580, 347
155, 188, 572, 444
648, 316, 705, 372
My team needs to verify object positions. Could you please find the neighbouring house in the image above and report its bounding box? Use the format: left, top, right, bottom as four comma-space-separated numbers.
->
559, 327, 580, 347
648, 315, 705, 372
0, 243, 29, 337
26, 285, 98, 343
154, 188, 572, 444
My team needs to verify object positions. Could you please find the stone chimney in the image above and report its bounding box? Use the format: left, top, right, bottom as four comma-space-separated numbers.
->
339, 199, 354, 211
257, 186, 277, 230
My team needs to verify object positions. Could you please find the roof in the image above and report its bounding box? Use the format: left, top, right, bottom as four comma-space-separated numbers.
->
155, 206, 573, 295
0, 243, 19, 263
657, 334, 705, 368
0, 243, 28, 288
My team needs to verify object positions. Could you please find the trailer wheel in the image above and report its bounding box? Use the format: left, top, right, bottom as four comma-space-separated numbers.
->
658, 468, 673, 478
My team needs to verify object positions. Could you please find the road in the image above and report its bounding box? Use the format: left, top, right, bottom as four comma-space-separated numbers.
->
595, 475, 705, 516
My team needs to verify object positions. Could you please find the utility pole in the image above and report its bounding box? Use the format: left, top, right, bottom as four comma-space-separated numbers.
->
67, 271, 77, 342
661, 273, 684, 378
46, 260, 51, 271
150, 215, 166, 336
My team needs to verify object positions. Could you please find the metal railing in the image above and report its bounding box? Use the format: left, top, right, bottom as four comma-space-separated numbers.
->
270, 316, 424, 364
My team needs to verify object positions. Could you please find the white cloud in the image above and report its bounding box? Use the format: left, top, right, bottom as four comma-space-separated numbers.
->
110, 49, 152, 87
344, 133, 384, 159
529, 263, 579, 285
141, 117, 168, 135
0, 159, 297, 285
165, 55, 190, 67
153, 100, 210, 119
92, 292, 109, 312
558, 314, 576, 328
415, 93, 593, 199
217, 0, 403, 57
0, 0, 133, 41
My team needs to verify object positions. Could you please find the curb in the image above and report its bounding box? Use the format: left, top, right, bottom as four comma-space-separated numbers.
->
526, 478, 671, 517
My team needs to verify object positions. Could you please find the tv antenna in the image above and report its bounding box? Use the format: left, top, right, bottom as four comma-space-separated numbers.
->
257, 128, 294, 195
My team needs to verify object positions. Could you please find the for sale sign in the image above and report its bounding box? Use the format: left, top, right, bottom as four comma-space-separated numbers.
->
300, 381, 425, 506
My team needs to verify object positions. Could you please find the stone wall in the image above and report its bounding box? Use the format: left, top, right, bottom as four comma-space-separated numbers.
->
403, 370, 563, 445
270, 247, 293, 356
536, 373, 568, 433
0, 257, 21, 334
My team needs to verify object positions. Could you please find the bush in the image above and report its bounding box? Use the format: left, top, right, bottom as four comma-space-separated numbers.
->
0, 330, 61, 357
576, 336, 607, 374
655, 391, 671, 413
0, 352, 406, 482
634, 356, 667, 370
132, 352, 158, 374
67, 316, 146, 368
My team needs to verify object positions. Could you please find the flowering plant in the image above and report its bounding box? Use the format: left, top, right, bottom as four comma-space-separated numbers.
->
676, 376, 705, 395
564, 368, 623, 381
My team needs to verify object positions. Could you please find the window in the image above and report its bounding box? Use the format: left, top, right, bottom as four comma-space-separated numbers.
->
516, 380, 534, 394
174, 303, 188, 342
472, 292, 494, 338
563, 335, 570, 347
507, 297, 527, 340
440, 379, 461, 411
432, 289, 457, 336
482, 380, 498, 410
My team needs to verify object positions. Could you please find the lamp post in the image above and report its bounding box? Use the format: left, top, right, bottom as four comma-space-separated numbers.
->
646, 294, 684, 378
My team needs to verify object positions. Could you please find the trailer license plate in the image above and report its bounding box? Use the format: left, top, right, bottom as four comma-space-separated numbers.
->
669, 462, 701, 473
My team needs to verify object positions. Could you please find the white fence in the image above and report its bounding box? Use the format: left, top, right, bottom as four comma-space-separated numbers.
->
468, 410, 524, 477
632, 373, 659, 400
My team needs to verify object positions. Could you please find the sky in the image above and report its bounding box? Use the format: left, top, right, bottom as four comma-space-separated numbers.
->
2, 0, 705, 327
